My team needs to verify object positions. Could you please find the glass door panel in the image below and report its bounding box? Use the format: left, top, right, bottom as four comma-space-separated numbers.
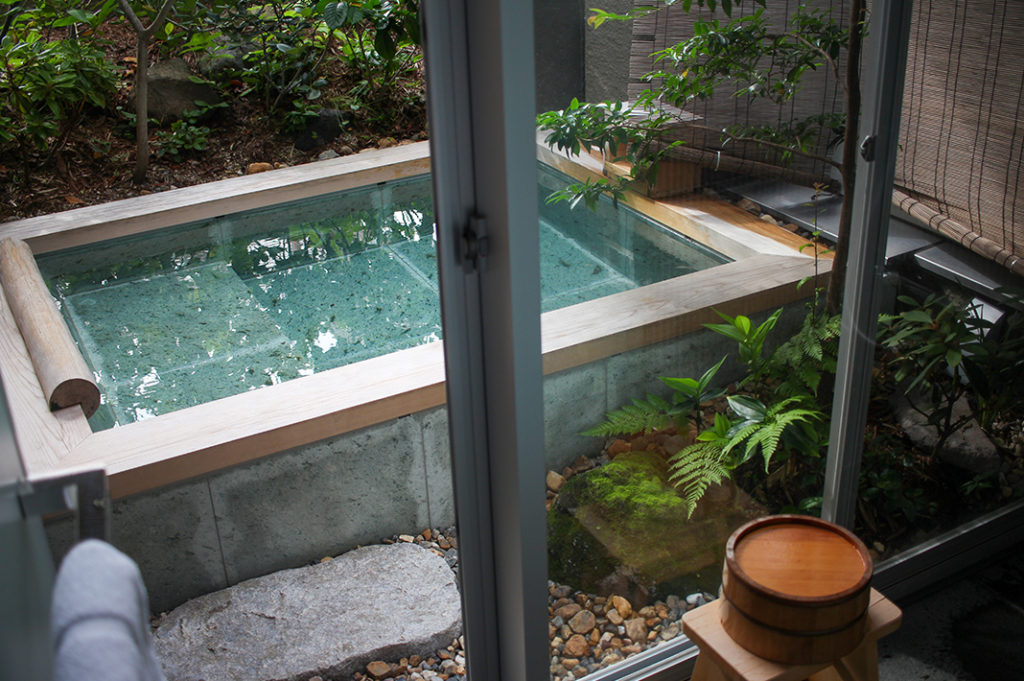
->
533, 2, 844, 678
851, 0, 1024, 562
420, 0, 1020, 680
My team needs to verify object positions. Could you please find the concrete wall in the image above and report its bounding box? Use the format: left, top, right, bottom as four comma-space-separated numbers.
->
534, 0, 633, 112
46, 305, 804, 612
46, 407, 452, 613
584, 0, 633, 103
535, 0, 585, 113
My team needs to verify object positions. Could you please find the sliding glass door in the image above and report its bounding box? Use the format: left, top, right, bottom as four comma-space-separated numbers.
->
423, 0, 1024, 679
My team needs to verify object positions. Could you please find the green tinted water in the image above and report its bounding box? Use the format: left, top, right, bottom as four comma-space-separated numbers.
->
37, 165, 728, 430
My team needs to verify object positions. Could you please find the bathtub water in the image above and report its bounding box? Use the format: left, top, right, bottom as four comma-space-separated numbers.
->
36, 164, 728, 430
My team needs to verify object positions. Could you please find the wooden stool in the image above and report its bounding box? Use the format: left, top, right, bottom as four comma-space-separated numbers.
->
682, 588, 902, 681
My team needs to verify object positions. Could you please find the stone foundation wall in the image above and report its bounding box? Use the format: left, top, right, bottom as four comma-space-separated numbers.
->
46, 304, 804, 612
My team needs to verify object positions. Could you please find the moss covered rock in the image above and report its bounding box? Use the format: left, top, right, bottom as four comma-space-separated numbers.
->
547, 451, 764, 604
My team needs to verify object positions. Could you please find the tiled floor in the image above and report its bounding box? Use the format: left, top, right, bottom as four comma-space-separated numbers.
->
878, 542, 1024, 681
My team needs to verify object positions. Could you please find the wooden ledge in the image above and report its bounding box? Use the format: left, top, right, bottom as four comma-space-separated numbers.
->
542, 254, 829, 375
536, 139, 823, 260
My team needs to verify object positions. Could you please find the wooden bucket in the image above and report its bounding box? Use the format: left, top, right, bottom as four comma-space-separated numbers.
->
720, 515, 873, 664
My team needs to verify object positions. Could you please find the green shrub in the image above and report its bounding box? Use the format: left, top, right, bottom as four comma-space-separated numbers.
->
0, 34, 119, 155
878, 294, 986, 451
323, 0, 422, 129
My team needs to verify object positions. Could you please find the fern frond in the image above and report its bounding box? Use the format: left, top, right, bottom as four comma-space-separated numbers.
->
751, 405, 822, 469
722, 422, 760, 458
581, 394, 674, 437
804, 336, 823, 362
668, 443, 731, 518
769, 311, 841, 395
745, 422, 783, 464
794, 364, 820, 392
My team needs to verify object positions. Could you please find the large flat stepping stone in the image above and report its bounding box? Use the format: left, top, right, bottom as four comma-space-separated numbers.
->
153, 543, 461, 681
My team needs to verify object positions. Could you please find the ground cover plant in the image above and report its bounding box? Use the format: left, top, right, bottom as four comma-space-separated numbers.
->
0, 0, 426, 220
580, 287, 1024, 556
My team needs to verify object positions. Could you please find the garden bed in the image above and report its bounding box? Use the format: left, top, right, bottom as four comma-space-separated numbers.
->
0, 8, 425, 222
543, 290, 1024, 613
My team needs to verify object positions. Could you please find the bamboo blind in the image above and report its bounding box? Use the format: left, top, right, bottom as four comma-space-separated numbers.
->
895, 0, 1024, 275
628, 0, 1024, 276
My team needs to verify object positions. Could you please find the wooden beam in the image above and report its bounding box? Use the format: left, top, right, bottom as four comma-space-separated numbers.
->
536, 142, 821, 260
0, 238, 100, 416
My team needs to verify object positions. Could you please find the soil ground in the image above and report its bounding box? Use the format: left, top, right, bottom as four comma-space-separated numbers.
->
0, 18, 427, 223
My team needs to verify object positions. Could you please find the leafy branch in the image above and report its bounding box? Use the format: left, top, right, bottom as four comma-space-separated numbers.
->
705, 308, 781, 386
667, 395, 822, 517
541, 0, 867, 314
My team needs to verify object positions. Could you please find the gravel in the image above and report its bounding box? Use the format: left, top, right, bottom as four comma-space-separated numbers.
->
346, 527, 712, 681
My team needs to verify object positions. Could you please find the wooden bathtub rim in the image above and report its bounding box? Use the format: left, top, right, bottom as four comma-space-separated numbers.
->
1, 142, 433, 255
2, 254, 829, 499
535, 139, 828, 261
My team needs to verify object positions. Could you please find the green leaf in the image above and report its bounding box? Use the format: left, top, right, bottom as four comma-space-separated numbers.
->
799, 496, 822, 511
700, 356, 728, 388
903, 309, 932, 324
661, 376, 700, 394
727, 395, 766, 421
324, 2, 348, 29
66, 9, 93, 23
404, 15, 421, 45
374, 31, 396, 61
705, 322, 746, 342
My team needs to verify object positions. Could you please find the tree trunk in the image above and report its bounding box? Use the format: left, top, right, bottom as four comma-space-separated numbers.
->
825, 0, 866, 315
133, 34, 150, 184
119, 0, 176, 186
